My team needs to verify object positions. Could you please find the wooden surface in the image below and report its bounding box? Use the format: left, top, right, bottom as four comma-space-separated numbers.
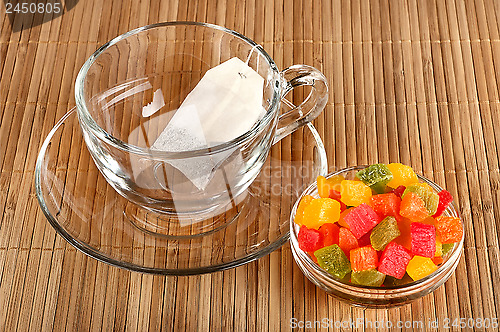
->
1, 0, 500, 331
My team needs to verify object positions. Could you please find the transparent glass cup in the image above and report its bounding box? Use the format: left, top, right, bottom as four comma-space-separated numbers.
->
75, 22, 328, 227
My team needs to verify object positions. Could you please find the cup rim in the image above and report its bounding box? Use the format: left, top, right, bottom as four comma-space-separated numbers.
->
75, 21, 281, 158
289, 165, 464, 292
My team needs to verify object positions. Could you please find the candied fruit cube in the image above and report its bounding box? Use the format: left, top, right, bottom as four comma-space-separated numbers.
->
370, 193, 402, 221
314, 244, 351, 279
432, 256, 444, 265
319, 223, 340, 247
442, 243, 454, 255
433, 190, 453, 217
411, 222, 436, 257
393, 217, 412, 250
294, 195, 314, 226
391, 185, 406, 198
355, 164, 393, 194
340, 180, 372, 206
378, 242, 412, 279
298, 226, 323, 252
338, 208, 352, 228
370, 216, 401, 251
344, 203, 381, 239
350, 246, 379, 271
434, 216, 463, 243
329, 190, 347, 212
357, 231, 372, 247
384, 274, 413, 287
400, 192, 429, 222
339, 227, 359, 258
403, 184, 439, 215
406, 256, 438, 281
317, 175, 345, 198
351, 269, 386, 287
302, 198, 341, 229
386, 163, 419, 188
435, 236, 443, 257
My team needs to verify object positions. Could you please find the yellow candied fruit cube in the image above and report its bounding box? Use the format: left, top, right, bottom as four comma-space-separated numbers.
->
317, 175, 344, 198
294, 195, 314, 226
406, 256, 438, 281
386, 163, 419, 188
302, 198, 341, 230
435, 236, 443, 257
340, 180, 372, 207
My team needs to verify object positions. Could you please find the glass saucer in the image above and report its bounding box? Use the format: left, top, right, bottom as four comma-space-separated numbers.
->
35, 108, 327, 275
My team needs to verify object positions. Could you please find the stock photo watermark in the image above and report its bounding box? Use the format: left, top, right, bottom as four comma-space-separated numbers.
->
290, 317, 499, 330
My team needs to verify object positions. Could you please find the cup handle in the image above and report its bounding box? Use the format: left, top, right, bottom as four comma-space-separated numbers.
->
273, 65, 328, 144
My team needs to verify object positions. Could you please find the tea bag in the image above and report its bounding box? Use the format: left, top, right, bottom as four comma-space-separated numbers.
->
151, 57, 265, 190
142, 88, 165, 117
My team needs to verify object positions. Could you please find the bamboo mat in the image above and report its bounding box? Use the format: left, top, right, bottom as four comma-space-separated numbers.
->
1, 0, 500, 331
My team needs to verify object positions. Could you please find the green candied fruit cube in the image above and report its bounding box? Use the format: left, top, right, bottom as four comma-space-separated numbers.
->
356, 164, 393, 194
442, 243, 454, 256
370, 216, 401, 251
383, 273, 413, 287
314, 244, 351, 279
351, 269, 386, 287
403, 184, 439, 215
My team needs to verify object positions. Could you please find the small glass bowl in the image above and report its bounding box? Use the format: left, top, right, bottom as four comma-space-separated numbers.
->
289, 166, 464, 308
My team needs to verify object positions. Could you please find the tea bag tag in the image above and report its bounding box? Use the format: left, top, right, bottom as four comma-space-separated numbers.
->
151, 56, 265, 190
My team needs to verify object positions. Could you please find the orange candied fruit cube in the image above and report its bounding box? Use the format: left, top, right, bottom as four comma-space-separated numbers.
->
340, 180, 372, 207
399, 192, 429, 222
338, 207, 353, 228
434, 216, 463, 243
432, 256, 444, 265
339, 227, 359, 258
317, 175, 345, 198
386, 163, 419, 188
393, 217, 412, 250
294, 195, 314, 226
302, 198, 341, 230
350, 246, 379, 271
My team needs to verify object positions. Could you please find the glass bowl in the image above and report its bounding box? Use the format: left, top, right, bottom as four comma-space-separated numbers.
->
289, 166, 464, 307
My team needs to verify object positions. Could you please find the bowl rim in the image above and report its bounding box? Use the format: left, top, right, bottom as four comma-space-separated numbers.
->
289, 165, 465, 292
75, 21, 281, 159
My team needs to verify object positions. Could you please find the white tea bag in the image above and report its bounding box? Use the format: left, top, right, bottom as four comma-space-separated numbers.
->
151, 57, 265, 190
142, 88, 165, 117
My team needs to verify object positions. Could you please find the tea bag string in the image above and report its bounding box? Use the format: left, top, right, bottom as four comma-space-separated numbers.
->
239, 44, 261, 79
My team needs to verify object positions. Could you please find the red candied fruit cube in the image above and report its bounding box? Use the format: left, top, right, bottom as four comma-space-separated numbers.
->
378, 242, 412, 279
344, 203, 381, 239
392, 185, 406, 198
298, 226, 323, 252
319, 223, 340, 247
357, 230, 372, 247
339, 227, 359, 258
350, 246, 379, 271
370, 193, 402, 221
433, 190, 453, 217
411, 222, 436, 257
329, 190, 347, 212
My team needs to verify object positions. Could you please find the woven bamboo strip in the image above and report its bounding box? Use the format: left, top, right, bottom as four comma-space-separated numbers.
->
1, 0, 500, 330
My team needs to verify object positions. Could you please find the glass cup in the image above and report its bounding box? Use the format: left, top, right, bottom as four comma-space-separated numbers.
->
75, 22, 328, 227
